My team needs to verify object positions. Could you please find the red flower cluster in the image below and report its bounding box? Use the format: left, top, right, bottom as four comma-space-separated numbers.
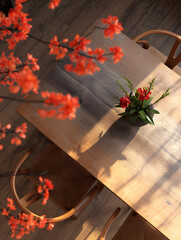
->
102, 15, 124, 39
119, 96, 131, 108
37, 177, 54, 205
1, 198, 54, 239
109, 46, 124, 63
0, 123, 11, 150
0, 122, 27, 150
0, 0, 32, 49
0, 52, 21, 73
9, 67, 39, 94
49, 0, 61, 9
0, 52, 40, 95
38, 91, 80, 120
49, 35, 68, 60
11, 123, 28, 145
137, 88, 151, 101
49, 17, 124, 75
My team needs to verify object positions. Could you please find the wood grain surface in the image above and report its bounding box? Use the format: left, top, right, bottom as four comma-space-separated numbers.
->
1, 0, 181, 239
17, 26, 181, 240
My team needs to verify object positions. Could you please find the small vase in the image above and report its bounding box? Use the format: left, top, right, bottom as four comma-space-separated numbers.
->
124, 107, 154, 127
124, 115, 149, 127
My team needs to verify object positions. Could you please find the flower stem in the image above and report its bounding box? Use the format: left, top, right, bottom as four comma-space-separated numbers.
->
0, 95, 44, 103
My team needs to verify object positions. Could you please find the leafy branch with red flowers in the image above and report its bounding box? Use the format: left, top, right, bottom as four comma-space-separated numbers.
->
1, 177, 55, 239
115, 77, 170, 125
0, 0, 125, 238
0, 0, 125, 150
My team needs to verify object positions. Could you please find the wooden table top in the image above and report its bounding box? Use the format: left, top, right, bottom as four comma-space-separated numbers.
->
17, 28, 181, 240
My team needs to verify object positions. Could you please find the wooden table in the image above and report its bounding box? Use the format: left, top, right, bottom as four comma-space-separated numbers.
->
17, 27, 181, 240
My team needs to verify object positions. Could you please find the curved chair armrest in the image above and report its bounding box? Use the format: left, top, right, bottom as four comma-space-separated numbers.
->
100, 207, 121, 240
133, 29, 181, 42
133, 29, 181, 69
11, 150, 103, 223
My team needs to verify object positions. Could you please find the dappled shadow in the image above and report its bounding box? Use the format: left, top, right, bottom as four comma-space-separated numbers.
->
76, 117, 140, 179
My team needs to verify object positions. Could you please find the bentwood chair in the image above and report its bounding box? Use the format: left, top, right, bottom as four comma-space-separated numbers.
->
100, 208, 168, 240
133, 29, 181, 75
11, 143, 103, 222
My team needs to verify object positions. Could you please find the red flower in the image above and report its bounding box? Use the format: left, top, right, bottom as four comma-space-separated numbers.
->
44, 178, 54, 190
137, 88, 151, 101
37, 177, 54, 205
2, 208, 9, 216
102, 15, 123, 39
109, 46, 124, 63
11, 137, 22, 145
49, 0, 61, 9
7, 198, 16, 211
0, 144, 4, 150
119, 96, 131, 108
11, 67, 39, 94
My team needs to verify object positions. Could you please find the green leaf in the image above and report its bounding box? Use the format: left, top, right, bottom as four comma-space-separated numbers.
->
129, 115, 138, 123
116, 80, 128, 94
146, 113, 154, 125
138, 110, 146, 119
143, 97, 153, 107
118, 112, 127, 116
149, 109, 160, 114
130, 108, 138, 114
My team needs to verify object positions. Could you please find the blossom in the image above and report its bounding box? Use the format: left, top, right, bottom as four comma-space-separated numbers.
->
0, 123, 27, 149
88, 48, 107, 63
15, 122, 27, 139
119, 96, 131, 108
26, 54, 40, 71
0, 0, 32, 48
102, 15, 123, 39
2, 208, 9, 216
109, 46, 124, 63
69, 35, 91, 52
9, 67, 39, 94
56, 94, 80, 119
11, 137, 22, 145
37, 177, 54, 205
2, 197, 55, 239
49, 0, 61, 9
47, 222, 55, 230
49, 35, 68, 60
0, 52, 21, 72
137, 88, 151, 101
39, 92, 80, 120
7, 198, 16, 211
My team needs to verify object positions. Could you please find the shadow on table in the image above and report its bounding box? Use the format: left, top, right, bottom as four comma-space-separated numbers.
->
77, 116, 140, 179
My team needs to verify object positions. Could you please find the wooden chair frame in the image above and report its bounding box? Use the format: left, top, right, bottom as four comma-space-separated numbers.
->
11, 149, 102, 223
133, 29, 181, 69
100, 208, 121, 240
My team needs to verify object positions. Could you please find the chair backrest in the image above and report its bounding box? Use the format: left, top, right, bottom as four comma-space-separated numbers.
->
100, 208, 168, 240
133, 29, 181, 69
11, 148, 102, 223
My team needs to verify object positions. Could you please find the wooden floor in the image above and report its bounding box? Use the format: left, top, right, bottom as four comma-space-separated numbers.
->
0, 0, 181, 239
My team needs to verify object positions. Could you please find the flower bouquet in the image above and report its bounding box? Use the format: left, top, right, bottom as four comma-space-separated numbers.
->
115, 77, 170, 125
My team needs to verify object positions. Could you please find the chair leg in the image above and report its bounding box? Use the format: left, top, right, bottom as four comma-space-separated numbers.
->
72, 181, 103, 219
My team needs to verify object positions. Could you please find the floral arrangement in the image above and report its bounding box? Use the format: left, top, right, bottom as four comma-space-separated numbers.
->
115, 77, 170, 125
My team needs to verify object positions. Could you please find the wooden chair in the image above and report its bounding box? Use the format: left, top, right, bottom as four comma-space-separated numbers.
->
11, 143, 103, 222
133, 29, 181, 75
100, 208, 168, 240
